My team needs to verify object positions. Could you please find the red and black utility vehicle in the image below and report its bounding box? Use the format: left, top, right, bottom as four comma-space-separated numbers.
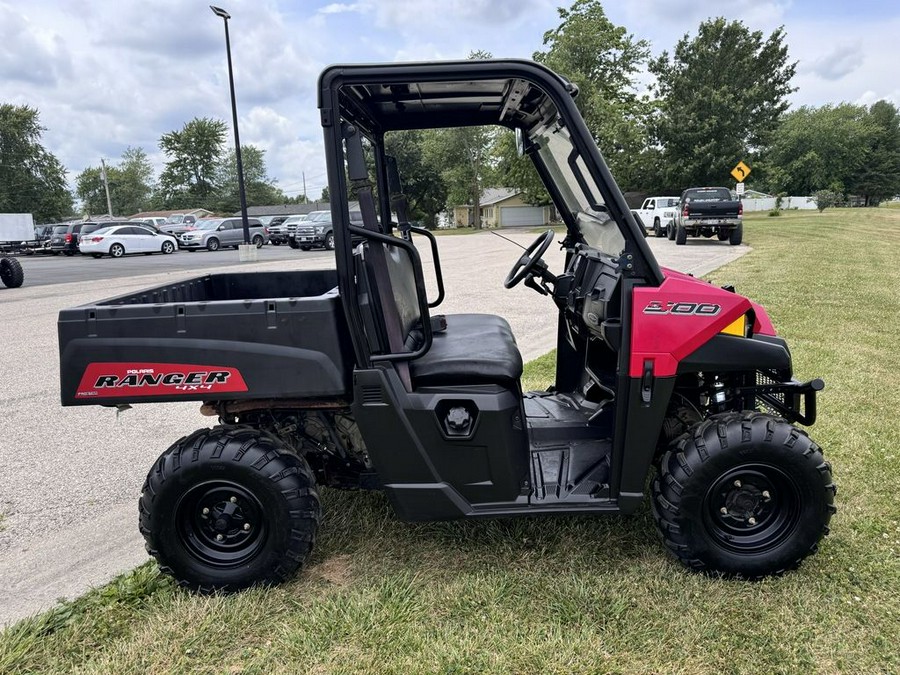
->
58, 60, 834, 591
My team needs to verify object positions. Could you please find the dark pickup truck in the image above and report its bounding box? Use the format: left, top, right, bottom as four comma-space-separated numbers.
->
670, 187, 743, 245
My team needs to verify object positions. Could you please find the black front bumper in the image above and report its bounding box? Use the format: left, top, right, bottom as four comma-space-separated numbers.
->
739, 375, 825, 426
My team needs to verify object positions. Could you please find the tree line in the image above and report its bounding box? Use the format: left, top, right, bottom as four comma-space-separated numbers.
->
2, 0, 899, 225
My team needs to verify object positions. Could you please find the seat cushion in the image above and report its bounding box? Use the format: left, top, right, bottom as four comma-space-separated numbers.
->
409, 313, 523, 386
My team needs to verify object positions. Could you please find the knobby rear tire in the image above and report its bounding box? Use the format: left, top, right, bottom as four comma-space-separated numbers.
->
139, 426, 321, 592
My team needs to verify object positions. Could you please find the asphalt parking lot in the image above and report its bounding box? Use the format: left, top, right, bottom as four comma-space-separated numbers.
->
0, 231, 749, 626
16, 244, 332, 287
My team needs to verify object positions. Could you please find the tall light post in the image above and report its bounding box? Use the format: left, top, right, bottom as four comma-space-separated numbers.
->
210, 5, 251, 246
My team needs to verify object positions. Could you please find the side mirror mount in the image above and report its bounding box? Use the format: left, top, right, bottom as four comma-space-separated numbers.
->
515, 128, 526, 157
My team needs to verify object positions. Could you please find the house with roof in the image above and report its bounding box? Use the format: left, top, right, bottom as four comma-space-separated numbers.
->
452, 188, 551, 228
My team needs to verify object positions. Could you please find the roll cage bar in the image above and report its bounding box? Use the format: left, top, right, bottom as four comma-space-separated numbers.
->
317, 59, 663, 366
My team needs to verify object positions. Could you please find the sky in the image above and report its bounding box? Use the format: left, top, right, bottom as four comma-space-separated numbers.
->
2, 0, 898, 207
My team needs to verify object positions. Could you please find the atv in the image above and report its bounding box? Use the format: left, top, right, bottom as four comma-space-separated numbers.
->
58, 60, 834, 591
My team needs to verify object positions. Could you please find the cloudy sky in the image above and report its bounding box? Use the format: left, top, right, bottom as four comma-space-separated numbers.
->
3, 0, 898, 205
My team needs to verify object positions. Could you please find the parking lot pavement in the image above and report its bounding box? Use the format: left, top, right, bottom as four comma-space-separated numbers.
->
0, 231, 750, 626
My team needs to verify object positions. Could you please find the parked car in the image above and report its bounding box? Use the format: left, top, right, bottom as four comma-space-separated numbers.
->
177, 217, 267, 251
289, 210, 362, 251
131, 217, 168, 229
635, 196, 680, 238
272, 214, 307, 246
79, 225, 178, 258
48, 220, 128, 255
160, 213, 198, 236
78, 220, 135, 246
258, 215, 290, 245
671, 187, 743, 245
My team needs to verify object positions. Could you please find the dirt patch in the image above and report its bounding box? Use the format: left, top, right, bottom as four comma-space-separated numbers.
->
309, 554, 353, 587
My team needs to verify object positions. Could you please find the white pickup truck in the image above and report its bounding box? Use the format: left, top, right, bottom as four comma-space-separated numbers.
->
634, 196, 680, 238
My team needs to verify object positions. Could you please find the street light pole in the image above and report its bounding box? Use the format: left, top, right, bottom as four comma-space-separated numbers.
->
210, 5, 250, 245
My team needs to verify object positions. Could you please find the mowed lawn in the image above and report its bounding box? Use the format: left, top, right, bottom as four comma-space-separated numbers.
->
2, 209, 899, 674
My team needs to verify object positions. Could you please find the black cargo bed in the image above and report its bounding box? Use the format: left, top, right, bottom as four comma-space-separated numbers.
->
58, 270, 354, 406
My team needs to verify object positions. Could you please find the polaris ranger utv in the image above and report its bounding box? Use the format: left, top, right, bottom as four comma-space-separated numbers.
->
58, 60, 834, 591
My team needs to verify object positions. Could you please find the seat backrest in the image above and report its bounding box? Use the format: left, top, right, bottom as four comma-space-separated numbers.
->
355, 239, 429, 355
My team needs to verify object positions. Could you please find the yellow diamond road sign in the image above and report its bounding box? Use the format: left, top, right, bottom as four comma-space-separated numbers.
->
731, 161, 751, 182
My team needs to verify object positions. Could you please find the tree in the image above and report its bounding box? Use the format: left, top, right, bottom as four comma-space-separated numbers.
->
158, 118, 227, 208
424, 125, 495, 227
74, 166, 106, 216
534, 0, 651, 190
76, 147, 156, 217
0, 104, 73, 222
320, 186, 330, 201
812, 189, 842, 212
116, 147, 154, 215
650, 18, 796, 190
384, 130, 448, 227
214, 145, 285, 213
492, 130, 551, 206
851, 101, 900, 205
763, 104, 873, 196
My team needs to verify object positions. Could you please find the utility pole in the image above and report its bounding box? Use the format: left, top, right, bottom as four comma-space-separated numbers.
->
302, 171, 307, 203
100, 158, 113, 216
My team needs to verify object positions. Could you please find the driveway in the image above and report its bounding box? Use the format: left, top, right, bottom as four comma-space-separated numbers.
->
0, 231, 749, 626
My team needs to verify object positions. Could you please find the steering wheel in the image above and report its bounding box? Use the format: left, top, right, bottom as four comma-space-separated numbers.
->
504, 229, 555, 289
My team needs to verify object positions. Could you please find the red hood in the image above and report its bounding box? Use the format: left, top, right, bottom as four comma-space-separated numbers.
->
629, 267, 777, 377
658, 266, 775, 335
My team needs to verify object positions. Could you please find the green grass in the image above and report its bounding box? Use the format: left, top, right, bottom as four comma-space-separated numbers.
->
3, 208, 900, 673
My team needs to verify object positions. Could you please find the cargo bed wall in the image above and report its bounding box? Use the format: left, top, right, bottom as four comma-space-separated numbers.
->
59, 270, 355, 406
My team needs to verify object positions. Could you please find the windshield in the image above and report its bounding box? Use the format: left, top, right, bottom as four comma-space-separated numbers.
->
193, 219, 223, 230
165, 215, 184, 224
531, 123, 624, 256
659, 198, 679, 208
684, 188, 732, 202
308, 211, 331, 222
53, 225, 68, 234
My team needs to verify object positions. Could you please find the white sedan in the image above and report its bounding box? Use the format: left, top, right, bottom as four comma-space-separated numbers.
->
79, 225, 178, 258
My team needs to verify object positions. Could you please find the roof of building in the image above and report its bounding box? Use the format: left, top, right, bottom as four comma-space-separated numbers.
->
456, 188, 520, 208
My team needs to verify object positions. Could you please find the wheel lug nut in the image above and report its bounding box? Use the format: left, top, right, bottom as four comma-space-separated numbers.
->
762, 490, 771, 499
202, 507, 210, 515
216, 534, 224, 541
230, 496, 238, 503
734, 480, 742, 488
720, 507, 728, 515
243, 523, 251, 531
748, 517, 757, 525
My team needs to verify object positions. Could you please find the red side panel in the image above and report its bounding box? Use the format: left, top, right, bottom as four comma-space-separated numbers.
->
630, 268, 757, 377
75, 362, 248, 400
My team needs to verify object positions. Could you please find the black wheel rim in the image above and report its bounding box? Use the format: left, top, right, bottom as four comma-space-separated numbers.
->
175, 480, 268, 568
703, 463, 801, 555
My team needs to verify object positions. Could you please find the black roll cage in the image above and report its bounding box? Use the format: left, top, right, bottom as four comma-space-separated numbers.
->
318, 59, 663, 368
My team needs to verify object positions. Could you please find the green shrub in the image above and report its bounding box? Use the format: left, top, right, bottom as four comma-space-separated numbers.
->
768, 209, 781, 217
813, 189, 842, 212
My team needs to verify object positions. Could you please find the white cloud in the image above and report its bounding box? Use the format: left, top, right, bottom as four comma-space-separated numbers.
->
318, 2, 366, 14
808, 41, 865, 81
3, 0, 899, 209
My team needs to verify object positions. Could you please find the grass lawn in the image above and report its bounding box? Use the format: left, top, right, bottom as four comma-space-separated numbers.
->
2, 209, 900, 673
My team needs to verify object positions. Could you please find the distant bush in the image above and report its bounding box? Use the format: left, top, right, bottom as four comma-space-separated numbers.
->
768, 209, 781, 217
813, 189, 842, 212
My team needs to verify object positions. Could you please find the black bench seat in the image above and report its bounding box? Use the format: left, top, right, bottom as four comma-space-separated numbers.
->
409, 314, 523, 387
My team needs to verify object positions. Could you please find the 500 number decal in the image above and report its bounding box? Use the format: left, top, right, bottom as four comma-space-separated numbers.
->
643, 301, 721, 316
